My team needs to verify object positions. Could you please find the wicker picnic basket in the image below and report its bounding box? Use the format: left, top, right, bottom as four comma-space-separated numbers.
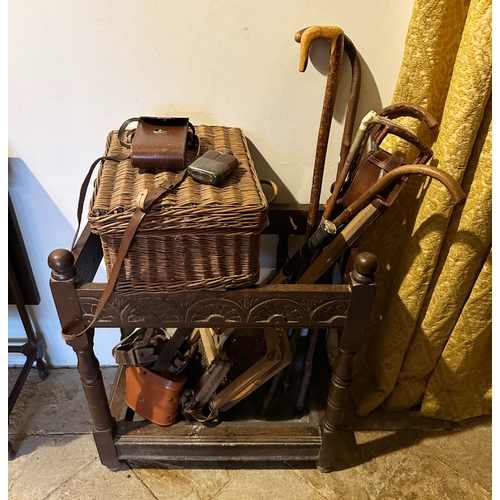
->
88, 125, 271, 294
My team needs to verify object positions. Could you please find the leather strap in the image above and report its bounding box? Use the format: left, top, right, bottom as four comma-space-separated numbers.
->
113, 328, 158, 365
77, 168, 187, 334
71, 155, 125, 250
150, 327, 193, 375
70, 120, 201, 336
184, 405, 220, 423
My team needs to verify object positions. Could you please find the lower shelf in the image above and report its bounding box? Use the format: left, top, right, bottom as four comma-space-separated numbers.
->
109, 340, 331, 463
114, 426, 322, 462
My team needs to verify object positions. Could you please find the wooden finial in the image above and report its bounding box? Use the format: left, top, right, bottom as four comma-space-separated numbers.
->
48, 248, 76, 280
352, 251, 378, 284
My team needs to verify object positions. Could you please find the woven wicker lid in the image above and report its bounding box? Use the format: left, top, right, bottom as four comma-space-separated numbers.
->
88, 125, 269, 236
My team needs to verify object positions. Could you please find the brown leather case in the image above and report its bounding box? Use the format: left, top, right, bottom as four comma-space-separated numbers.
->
336, 148, 405, 208
125, 366, 187, 426
130, 117, 190, 172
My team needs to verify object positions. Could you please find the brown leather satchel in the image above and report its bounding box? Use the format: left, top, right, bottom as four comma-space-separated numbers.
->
117, 116, 200, 171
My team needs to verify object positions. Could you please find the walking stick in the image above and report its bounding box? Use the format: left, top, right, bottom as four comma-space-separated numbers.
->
260, 28, 361, 416
270, 164, 465, 285
336, 35, 362, 183
295, 25, 345, 239
298, 104, 441, 285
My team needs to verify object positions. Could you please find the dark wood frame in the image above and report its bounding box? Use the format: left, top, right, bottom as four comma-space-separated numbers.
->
9, 193, 49, 459
48, 204, 378, 472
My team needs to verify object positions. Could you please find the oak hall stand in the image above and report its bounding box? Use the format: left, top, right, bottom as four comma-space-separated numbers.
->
48, 204, 378, 473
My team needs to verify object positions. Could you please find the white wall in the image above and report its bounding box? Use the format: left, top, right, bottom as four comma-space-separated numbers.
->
8, 0, 414, 367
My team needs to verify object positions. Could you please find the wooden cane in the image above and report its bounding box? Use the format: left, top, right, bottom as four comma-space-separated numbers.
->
295, 25, 345, 239
271, 164, 466, 285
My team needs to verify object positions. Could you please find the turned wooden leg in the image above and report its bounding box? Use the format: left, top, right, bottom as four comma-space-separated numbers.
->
48, 249, 120, 470
317, 251, 378, 473
8, 258, 49, 384
66, 330, 119, 470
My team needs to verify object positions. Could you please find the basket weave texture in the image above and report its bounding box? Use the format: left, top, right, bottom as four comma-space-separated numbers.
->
88, 125, 269, 294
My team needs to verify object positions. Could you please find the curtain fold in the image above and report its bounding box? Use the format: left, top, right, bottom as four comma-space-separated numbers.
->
348, 0, 492, 421
421, 248, 492, 420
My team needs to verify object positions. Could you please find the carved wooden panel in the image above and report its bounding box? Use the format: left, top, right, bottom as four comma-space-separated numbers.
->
76, 285, 351, 329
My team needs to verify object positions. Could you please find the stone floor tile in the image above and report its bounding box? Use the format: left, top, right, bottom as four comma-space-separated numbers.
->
287, 430, 420, 500
343, 396, 492, 432
8, 367, 117, 436
45, 457, 157, 500
413, 426, 492, 493
127, 460, 243, 500
6, 367, 494, 500
376, 449, 492, 500
8, 435, 99, 500
210, 465, 327, 500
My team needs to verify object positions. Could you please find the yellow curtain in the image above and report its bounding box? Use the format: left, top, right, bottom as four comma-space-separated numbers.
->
348, 0, 492, 422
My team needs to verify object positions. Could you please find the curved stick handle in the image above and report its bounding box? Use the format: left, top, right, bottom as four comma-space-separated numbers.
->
333, 163, 465, 229
373, 123, 433, 164
378, 103, 439, 131
294, 25, 344, 72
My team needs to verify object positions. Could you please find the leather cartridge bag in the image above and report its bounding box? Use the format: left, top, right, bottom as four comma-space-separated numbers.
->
122, 327, 193, 426
336, 122, 434, 210
125, 366, 187, 427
